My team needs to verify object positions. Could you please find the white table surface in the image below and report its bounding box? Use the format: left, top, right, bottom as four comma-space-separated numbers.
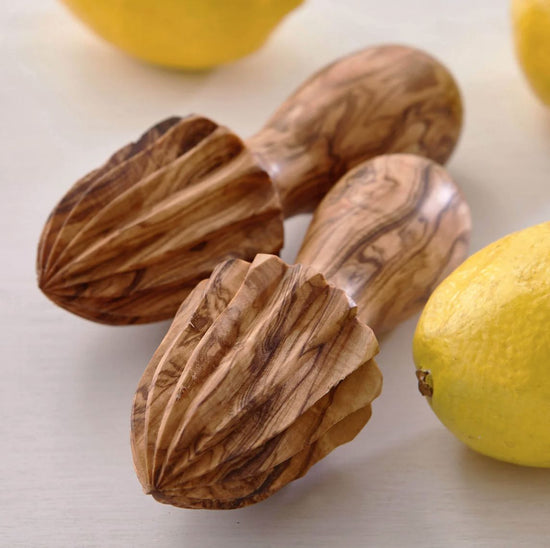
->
2, 1, 550, 546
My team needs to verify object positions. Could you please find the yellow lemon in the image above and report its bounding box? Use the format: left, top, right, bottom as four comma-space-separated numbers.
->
413, 221, 550, 467
61, 0, 303, 69
512, 0, 550, 105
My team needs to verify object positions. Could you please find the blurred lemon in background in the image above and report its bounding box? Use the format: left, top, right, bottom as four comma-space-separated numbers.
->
61, 0, 303, 69
512, 0, 550, 105
413, 222, 550, 467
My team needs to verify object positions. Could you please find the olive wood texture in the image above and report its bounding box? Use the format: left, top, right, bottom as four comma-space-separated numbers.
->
37, 44, 463, 325
131, 154, 471, 510
298, 154, 472, 334
249, 44, 463, 215
132, 256, 381, 509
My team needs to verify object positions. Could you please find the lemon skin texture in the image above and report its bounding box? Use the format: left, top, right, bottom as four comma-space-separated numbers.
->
512, 0, 550, 105
413, 221, 550, 467
61, 0, 303, 69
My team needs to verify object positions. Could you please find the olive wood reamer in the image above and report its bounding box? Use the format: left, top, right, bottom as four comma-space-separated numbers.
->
131, 154, 472, 510
37, 45, 463, 324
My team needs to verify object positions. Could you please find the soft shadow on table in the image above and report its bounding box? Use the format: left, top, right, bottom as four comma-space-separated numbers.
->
68, 320, 173, 459
171, 428, 550, 544
164, 432, 438, 542
458, 443, 550, 486
457, 445, 550, 503
447, 164, 505, 253
543, 107, 550, 134
77, 321, 171, 379
31, 4, 321, 138
280, 213, 314, 264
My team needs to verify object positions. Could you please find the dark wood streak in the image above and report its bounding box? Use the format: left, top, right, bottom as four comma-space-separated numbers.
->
319, 167, 432, 272
38, 122, 283, 324
37, 44, 462, 325
297, 154, 471, 335
130, 153, 471, 509
38, 116, 213, 273
160, 267, 352, 470
248, 45, 462, 215
131, 254, 380, 509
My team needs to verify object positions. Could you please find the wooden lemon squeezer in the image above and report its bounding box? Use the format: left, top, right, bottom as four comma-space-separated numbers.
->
131, 154, 472, 510
37, 45, 463, 324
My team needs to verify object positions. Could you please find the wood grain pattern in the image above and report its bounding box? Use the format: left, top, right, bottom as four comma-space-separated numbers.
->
37, 44, 462, 325
38, 116, 283, 324
297, 154, 472, 335
131, 255, 381, 509
130, 153, 470, 510
249, 44, 463, 215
